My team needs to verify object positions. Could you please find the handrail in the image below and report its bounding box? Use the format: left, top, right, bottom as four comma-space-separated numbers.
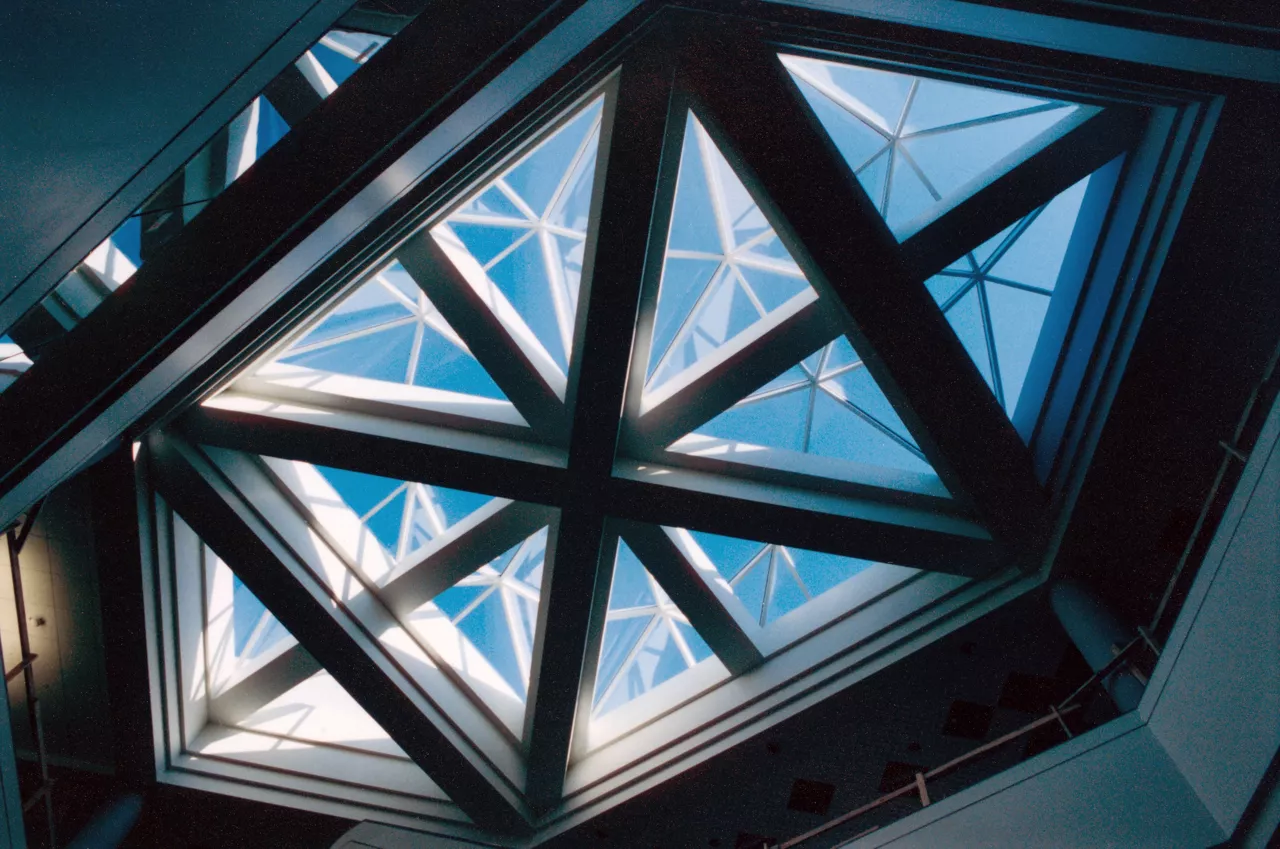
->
770, 633, 1161, 849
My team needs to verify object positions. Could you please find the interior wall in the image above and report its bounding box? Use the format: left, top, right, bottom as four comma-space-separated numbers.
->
0, 476, 112, 772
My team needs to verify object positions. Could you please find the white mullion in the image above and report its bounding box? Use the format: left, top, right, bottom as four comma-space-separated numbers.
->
494, 178, 541, 223
895, 79, 920, 138
595, 615, 660, 712
282, 315, 416, 356
778, 546, 812, 601
938, 276, 982, 313
736, 379, 811, 408
666, 249, 728, 262
542, 111, 602, 219
498, 585, 533, 690
417, 485, 449, 538
783, 62, 895, 144
481, 227, 537, 272
980, 207, 1043, 274
726, 252, 807, 279
896, 143, 945, 203
801, 345, 829, 452
360, 482, 410, 526
982, 275, 1055, 297
646, 261, 730, 384
664, 613, 698, 667
539, 228, 577, 361
450, 582, 500, 624
447, 212, 537, 229
404, 316, 426, 384
395, 482, 418, 562
729, 545, 771, 586
374, 272, 422, 312
975, 279, 1006, 407
731, 265, 770, 320
900, 102, 1073, 140
696, 123, 739, 258
606, 605, 661, 620
818, 382, 929, 460
760, 547, 780, 627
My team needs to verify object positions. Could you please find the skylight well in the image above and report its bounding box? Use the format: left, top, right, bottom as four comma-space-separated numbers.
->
139, 24, 1162, 833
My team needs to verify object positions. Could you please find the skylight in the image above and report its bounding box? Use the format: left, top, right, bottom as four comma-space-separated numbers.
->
135, 20, 1162, 834
781, 54, 1091, 239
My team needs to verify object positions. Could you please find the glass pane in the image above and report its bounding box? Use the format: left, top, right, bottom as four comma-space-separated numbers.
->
693, 335, 937, 478
414, 528, 547, 703
432, 97, 605, 373
781, 54, 1086, 238
207, 551, 290, 662
645, 113, 813, 395
926, 174, 1093, 415
593, 540, 714, 718
266, 260, 513, 405
310, 464, 495, 566
687, 531, 878, 626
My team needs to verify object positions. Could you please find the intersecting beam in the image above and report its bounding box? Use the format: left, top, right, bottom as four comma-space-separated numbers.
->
610, 461, 999, 577
148, 433, 531, 834
681, 36, 1051, 556
618, 521, 762, 674
523, 45, 679, 811
899, 106, 1148, 283
180, 400, 566, 506
626, 291, 842, 450
0, 0, 592, 530
397, 229, 570, 441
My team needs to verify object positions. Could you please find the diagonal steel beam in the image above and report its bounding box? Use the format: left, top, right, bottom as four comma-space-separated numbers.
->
522, 44, 680, 811
148, 432, 533, 834
397, 229, 570, 441
624, 291, 841, 450
179, 400, 567, 506
0, 0, 609, 531
899, 107, 1148, 284
680, 35, 1056, 557
617, 521, 762, 674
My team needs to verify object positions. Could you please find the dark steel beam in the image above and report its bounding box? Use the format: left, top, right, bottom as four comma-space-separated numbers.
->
262, 62, 327, 128
900, 107, 1148, 284
0, 0, 591, 529
178, 403, 567, 507
523, 45, 679, 811
610, 461, 1000, 577
148, 433, 532, 834
618, 521, 762, 674
680, 35, 1051, 557
397, 230, 570, 441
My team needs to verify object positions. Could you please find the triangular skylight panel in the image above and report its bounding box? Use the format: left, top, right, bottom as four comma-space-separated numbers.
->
675, 336, 943, 488
431, 96, 604, 373
645, 113, 815, 396
202, 546, 426, 764
264, 458, 497, 586
781, 54, 1090, 239
406, 528, 547, 714
252, 260, 524, 426
685, 530, 882, 626
927, 172, 1096, 417
592, 539, 716, 719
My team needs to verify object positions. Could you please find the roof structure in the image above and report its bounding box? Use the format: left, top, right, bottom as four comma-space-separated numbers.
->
1, 1, 1277, 846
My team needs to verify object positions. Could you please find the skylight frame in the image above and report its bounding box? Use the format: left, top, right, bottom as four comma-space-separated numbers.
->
117, 6, 1220, 842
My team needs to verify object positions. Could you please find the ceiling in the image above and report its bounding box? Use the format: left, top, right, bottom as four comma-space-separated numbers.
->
1, 0, 1278, 846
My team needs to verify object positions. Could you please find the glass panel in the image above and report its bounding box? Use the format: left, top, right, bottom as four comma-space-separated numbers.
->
687, 531, 878, 626
207, 553, 291, 661
238, 670, 406, 758
409, 528, 547, 704
263, 259, 513, 407
926, 174, 1093, 415
432, 97, 605, 373
308, 463, 495, 567
593, 540, 714, 718
781, 54, 1086, 238
645, 113, 813, 395
693, 335, 937, 478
